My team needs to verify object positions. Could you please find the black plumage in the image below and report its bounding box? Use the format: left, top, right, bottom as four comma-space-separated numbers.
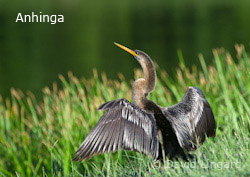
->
74, 43, 216, 161
74, 99, 159, 161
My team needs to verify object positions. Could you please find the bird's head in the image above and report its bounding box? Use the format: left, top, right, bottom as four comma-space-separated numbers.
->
114, 42, 152, 65
114, 42, 156, 95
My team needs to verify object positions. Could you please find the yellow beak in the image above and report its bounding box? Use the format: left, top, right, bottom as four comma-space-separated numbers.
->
114, 42, 138, 56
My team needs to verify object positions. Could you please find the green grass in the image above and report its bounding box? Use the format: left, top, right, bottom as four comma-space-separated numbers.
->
0, 44, 250, 176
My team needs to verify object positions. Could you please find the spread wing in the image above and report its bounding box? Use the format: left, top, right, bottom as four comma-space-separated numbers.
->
74, 99, 159, 161
163, 87, 216, 151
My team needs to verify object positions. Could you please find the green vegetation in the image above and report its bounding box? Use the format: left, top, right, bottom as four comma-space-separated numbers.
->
2, 0, 250, 99
0, 44, 250, 176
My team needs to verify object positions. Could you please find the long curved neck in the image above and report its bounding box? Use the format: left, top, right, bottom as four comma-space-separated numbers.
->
141, 59, 156, 92
132, 57, 156, 109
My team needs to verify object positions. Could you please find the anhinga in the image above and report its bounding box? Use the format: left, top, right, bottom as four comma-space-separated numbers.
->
74, 43, 216, 161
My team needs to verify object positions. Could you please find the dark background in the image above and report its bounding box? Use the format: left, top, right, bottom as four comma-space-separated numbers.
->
0, 0, 250, 99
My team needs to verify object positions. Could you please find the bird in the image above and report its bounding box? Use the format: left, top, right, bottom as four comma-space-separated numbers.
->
73, 42, 216, 162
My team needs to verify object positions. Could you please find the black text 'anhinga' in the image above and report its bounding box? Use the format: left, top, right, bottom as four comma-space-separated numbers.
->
74, 43, 216, 161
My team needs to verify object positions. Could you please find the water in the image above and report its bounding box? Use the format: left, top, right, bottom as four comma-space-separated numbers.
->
0, 0, 250, 99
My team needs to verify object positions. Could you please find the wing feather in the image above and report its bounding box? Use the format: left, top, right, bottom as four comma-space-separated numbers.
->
163, 87, 216, 151
74, 98, 159, 161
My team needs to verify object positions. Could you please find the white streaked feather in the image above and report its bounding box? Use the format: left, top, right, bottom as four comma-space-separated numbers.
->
74, 98, 159, 161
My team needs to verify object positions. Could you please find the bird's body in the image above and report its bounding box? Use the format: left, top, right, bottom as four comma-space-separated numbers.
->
74, 43, 216, 161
